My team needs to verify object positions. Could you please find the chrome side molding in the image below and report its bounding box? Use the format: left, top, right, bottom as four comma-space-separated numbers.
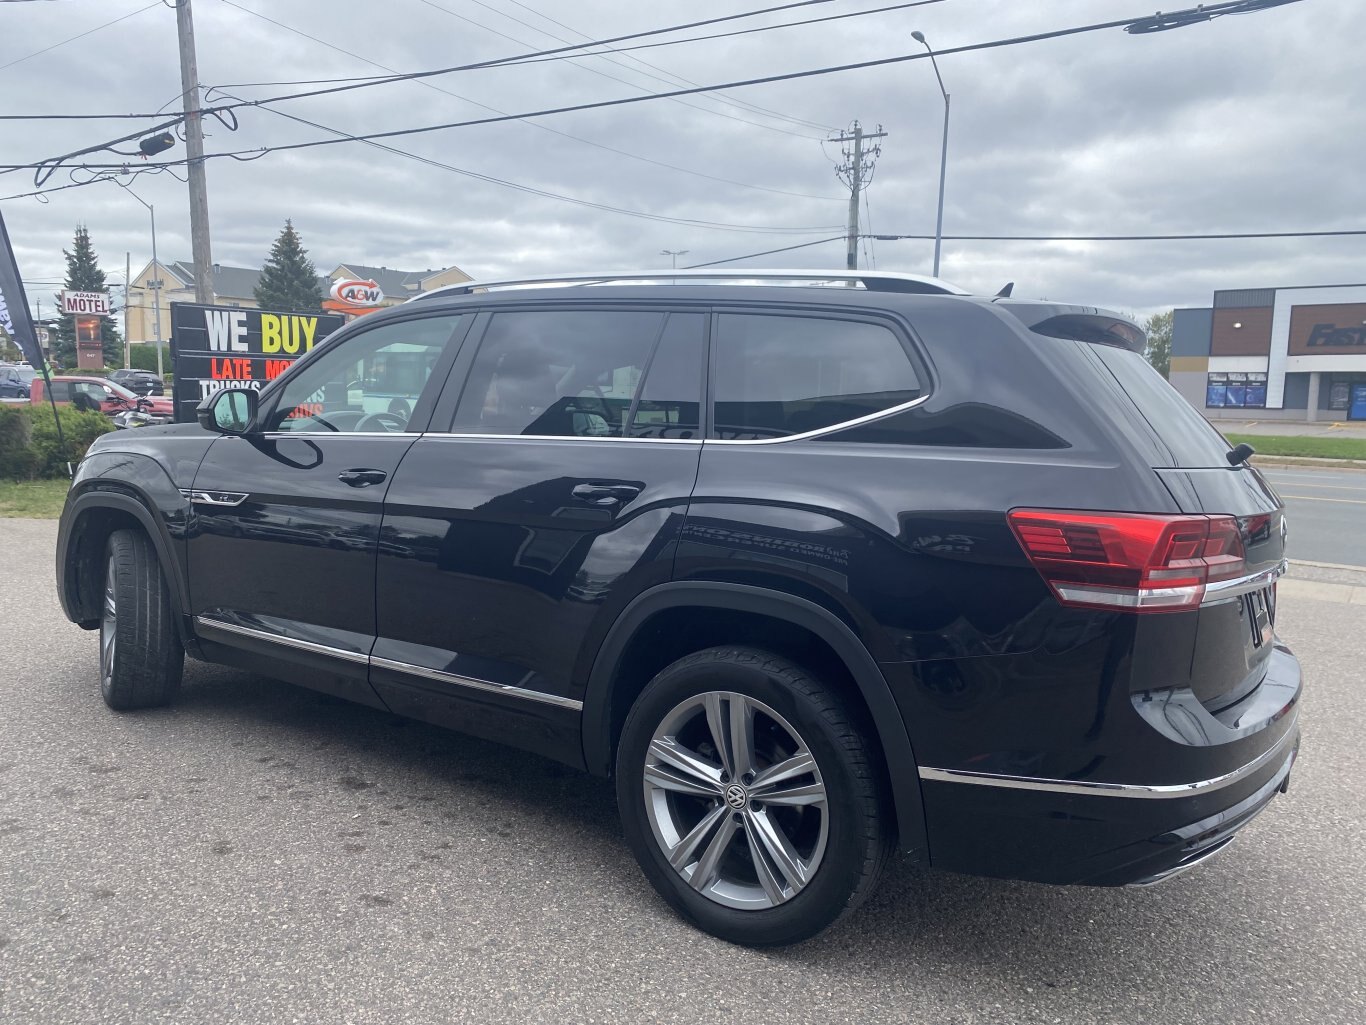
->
193, 616, 581, 711
918, 721, 1298, 799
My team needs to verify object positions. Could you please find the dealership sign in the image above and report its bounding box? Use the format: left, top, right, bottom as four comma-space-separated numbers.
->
169, 302, 345, 422
60, 290, 111, 316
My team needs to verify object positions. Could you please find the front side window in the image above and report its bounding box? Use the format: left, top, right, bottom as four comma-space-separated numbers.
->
451, 310, 703, 438
712, 314, 922, 440
266, 315, 466, 433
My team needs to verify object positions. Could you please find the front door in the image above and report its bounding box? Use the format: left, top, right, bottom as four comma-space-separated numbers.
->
187, 312, 472, 678
371, 307, 707, 762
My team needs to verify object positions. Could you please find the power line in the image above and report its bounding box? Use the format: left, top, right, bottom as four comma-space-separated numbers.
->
685, 236, 850, 267
0, 1, 162, 73
215, 0, 843, 202
10, 0, 1306, 180
690, 226, 1366, 267
875, 229, 1366, 241
439, 0, 836, 137
0, 0, 863, 120
499, 0, 835, 132
174, 95, 846, 235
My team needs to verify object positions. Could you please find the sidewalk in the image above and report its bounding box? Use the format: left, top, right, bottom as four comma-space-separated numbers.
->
1212, 418, 1366, 437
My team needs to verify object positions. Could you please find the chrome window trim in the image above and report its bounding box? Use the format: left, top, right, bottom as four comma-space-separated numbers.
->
917, 718, 1297, 799
259, 431, 420, 439
707, 393, 932, 446
1201, 560, 1287, 604
194, 616, 369, 664
418, 432, 701, 445
370, 656, 583, 711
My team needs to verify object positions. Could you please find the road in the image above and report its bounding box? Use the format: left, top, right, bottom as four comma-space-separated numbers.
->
2, 518, 1365, 1025
1262, 465, 1366, 568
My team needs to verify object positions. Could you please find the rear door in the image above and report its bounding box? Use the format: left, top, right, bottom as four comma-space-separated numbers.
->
1069, 340, 1286, 710
371, 305, 707, 762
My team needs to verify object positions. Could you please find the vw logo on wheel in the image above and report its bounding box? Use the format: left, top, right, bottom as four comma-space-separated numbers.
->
724, 783, 749, 810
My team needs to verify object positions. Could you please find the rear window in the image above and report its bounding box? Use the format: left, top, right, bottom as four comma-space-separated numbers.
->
1092, 345, 1231, 467
712, 314, 922, 440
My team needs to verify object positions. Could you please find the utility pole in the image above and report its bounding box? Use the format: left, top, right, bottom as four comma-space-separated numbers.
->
124, 251, 131, 369
830, 121, 887, 270
176, 0, 214, 304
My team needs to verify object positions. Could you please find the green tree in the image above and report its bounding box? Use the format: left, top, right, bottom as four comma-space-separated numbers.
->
1142, 309, 1173, 379
253, 220, 323, 314
54, 226, 122, 368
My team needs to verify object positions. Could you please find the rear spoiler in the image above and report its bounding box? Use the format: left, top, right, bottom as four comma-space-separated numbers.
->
992, 301, 1146, 353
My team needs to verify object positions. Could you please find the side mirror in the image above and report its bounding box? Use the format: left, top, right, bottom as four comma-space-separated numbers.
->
198, 387, 259, 435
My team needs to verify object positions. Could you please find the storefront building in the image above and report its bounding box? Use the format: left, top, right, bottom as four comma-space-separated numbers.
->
1171, 284, 1366, 422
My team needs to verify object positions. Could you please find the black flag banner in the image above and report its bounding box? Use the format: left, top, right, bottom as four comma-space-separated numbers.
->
0, 208, 72, 474
0, 209, 45, 369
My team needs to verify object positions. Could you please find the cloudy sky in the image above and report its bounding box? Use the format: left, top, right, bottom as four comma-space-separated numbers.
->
2, 0, 1361, 320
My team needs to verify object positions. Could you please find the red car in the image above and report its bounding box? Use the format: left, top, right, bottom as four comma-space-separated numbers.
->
30, 375, 175, 419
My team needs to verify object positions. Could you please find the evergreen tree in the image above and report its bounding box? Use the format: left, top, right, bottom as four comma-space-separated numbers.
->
54, 226, 122, 368
253, 220, 323, 314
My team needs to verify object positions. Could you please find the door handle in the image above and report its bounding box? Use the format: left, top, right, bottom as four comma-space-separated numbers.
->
571, 483, 642, 506
338, 468, 388, 488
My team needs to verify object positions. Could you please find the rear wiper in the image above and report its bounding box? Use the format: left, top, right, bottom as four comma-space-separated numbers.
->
1226, 442, 1256, 466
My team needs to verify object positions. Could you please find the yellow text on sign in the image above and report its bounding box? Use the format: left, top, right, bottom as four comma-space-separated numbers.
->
260, 315, 320, 355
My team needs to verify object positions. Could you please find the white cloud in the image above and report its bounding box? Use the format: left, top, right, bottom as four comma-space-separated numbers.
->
2, 0, 1360, 317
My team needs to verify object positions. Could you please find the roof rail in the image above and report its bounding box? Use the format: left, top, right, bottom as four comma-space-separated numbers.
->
411, 268, 971, 302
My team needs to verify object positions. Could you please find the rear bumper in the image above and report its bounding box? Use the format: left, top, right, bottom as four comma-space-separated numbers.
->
891, 634, 1303, 886
918, 717, 1298, 886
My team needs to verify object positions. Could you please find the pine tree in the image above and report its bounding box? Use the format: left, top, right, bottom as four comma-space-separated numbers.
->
253, 220, 323, 314
54, 226, 122, 368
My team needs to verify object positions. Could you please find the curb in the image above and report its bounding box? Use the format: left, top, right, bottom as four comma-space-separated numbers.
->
1250, 455, 1366, 470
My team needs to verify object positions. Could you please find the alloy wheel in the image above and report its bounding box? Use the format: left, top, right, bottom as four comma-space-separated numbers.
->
642, 691, 829, 910
100, 557, 117, 690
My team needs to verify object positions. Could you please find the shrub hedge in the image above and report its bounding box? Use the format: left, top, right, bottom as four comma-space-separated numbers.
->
0, 403, 115, 479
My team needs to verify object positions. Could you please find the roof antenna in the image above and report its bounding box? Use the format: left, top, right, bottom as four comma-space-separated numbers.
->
996, 281, 1015, 298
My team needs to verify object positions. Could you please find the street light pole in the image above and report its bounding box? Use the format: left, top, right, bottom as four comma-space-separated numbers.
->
912, 31, 950, 278
661, 249, 689, 269
119, 182, 165, 378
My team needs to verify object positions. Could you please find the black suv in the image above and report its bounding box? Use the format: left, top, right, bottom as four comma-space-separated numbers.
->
107, 368, 166, 396
55, 270, 1301, 946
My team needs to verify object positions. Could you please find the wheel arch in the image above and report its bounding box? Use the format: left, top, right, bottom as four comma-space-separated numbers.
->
58, 487, 195, 649
582, 581, 928, 859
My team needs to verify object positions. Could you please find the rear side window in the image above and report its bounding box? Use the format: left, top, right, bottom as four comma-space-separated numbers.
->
451, 310, 704, 438
712, 314, 922, 440
1091, 345, 1231, 467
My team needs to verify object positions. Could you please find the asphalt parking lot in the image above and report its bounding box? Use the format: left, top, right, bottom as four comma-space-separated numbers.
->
2, 517, 1364, 1025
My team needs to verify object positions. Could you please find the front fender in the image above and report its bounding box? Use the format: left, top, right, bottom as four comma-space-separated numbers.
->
56, 450, 196, 645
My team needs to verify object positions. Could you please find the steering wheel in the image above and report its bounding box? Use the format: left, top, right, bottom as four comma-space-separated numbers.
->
355, 411, 407, 433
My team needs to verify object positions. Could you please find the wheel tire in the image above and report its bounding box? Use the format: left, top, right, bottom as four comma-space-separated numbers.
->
616, 646, 893, 946
99, 529, 184, 711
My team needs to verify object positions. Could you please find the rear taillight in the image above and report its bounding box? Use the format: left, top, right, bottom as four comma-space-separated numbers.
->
1008, 510, 1246, 612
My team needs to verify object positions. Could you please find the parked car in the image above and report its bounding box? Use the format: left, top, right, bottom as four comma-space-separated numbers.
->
0, 364, 36, 398
54, 270, 1300, 947
107, 368, 166, 396
31, 375, 174, 421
